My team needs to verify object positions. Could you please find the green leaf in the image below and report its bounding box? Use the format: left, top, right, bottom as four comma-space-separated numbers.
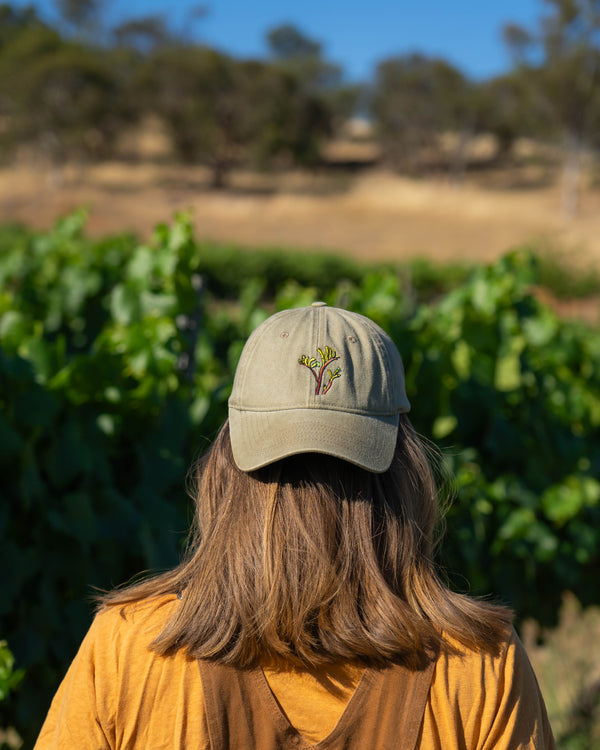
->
127, 246, 155, 280
53, 208, 88, 239
471, 276, 496, 315
432, 415, 457, 439
110, 283, 143, 325
0, 310, 29, 349
494, 352, 521, 391
542, 476, 600, 525
497, 507, 536, 541
96, 414, 116, 436
523, 310, 557, 347
451, 340, 472, 379
0, 640, 25, 702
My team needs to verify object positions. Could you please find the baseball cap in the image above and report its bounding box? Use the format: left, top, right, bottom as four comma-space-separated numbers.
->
228, 302, 411, 473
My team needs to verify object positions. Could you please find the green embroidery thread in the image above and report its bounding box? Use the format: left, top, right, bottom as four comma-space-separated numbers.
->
299, 345, 342, 395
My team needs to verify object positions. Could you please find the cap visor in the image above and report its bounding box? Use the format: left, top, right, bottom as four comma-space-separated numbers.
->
229, 407, 399, 473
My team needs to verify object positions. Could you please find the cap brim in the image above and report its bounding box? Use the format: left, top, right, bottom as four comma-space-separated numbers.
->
229, 407, 399, 474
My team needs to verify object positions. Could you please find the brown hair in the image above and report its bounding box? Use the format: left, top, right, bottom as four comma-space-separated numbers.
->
101, 416, 512, 668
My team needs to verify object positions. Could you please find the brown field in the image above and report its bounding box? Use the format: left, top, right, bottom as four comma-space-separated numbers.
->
1, 129, 600, 323
1, 134, 600, 262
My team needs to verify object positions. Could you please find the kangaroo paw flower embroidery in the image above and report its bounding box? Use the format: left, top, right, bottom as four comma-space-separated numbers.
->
323, 366, 342, 395
299, 346, 341, 395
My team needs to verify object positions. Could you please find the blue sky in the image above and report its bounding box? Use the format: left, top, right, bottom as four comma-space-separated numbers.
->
11, 0, 545, 82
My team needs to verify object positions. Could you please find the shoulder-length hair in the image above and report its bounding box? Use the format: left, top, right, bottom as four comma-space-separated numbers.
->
101, 416, 512, 668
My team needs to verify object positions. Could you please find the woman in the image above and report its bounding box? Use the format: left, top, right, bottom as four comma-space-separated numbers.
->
35, 303, 555, 749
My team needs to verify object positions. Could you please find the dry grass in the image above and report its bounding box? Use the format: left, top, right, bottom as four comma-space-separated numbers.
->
523, 594, 600, 748
1, 130, 599, 323
2, 135, 600, 273
0, 727, 22, 749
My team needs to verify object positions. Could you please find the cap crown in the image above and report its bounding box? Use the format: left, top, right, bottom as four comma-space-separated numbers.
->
230, 304, 410, 418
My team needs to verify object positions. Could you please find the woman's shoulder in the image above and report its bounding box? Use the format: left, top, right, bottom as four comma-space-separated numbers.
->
96, 592, 180, 625
427, 628, 555, 748
90, 594, 181, 656
434, 625, 530, 687
432, 626, 546, 715
440, 626, 525, 669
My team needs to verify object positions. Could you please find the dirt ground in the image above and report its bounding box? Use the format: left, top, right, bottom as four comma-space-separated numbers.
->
2, 156, 600, 267
2, 127, 600, 287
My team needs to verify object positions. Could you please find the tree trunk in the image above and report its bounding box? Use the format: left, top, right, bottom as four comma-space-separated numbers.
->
449, 125, 474, 185
560, 132, 582, 218
210, 159, 227, 189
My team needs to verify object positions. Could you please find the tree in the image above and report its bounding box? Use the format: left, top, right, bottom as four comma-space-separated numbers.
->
141, 35, 339, 183
241, 60, 333, 169
504, 0, 600, 214
265, 23, 356, 139
474, 71, 551, 160
267, 24, 321, 61
140, 46, 251, 187
111, 6, 208, 53
0, 2, 44, 47
112, 15, 170, 54
266, 23, 337, 95
0, 25, 135, 164
54, 0, 102, 34
370, 54, 471, 174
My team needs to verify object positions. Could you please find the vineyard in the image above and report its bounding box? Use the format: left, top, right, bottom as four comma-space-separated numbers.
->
1, 211, 599, 746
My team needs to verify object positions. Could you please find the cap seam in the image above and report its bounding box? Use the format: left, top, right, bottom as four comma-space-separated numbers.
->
310, 304, 319, 407
362, 316, 396, 397
229, 404, 407, 416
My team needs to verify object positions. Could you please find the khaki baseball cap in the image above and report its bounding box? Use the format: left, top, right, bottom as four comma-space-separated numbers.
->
228, 302, 411, 473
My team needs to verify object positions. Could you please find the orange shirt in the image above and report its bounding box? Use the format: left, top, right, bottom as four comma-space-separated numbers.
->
34, 595, 555, 749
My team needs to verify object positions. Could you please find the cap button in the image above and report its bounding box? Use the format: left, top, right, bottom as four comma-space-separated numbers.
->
311, 301, 327, 307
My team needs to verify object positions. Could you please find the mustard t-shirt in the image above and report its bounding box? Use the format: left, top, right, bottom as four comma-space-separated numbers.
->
34, 595, 555, 749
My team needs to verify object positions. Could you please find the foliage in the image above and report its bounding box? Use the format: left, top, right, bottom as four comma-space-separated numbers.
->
0, 9, 342, 175
503, 0, 600, 213
370, 53, 472, 172
54, 0, 101, 35
242, 60, 334, 169
267, 24, 323, 64
0, 2, 44, 49
536, 251, 600, 299
399, 253, 600, 625
504, 0, 600, 146
139, 45, 249, 187
132, 39, 335, 183
473, 72, 550, 159
0, 642, 23, 703
0, 213, 599, 741
112, 15, 171, 53
265, 23, 357, 136
0, 23, 136, 162
1, 0, 598, 185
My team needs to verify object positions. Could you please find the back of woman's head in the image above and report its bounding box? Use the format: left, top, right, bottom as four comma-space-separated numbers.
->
172, 417, 444, 668
102, 305, 512, 665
